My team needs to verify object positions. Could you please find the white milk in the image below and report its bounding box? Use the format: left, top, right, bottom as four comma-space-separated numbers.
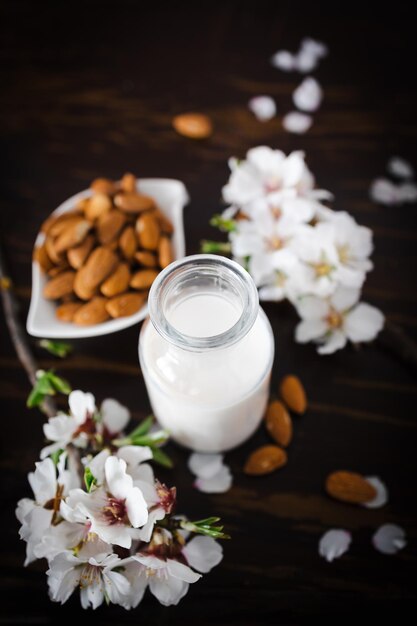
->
139, 292, 274, 452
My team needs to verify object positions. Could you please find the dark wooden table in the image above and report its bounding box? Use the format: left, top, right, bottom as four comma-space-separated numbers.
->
1, 2, 416, 623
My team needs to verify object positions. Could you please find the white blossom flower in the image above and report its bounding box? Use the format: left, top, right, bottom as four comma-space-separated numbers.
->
372, 524, 406, 555
387, 156, 414, 179
292, 226, 341, 297
282, 111, 313, 134
182, 536, 223, 572
362, 476, 388, 509
128, 553, 201, 607
61, 456, 148, 549
319, 529, 351, 562
188, 452, 233, 494
16, 454, 80, 565
313, 212, 373, 289
47, 545, 130, 609
248, 96, 277, 121
295, 286, 384, 354
293, 77, 323, 112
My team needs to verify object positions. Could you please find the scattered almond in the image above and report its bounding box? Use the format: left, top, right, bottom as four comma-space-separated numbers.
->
56, 301, 83, 322
100, 263, 131, 297
158, 236, 173, 268
67, 234, 95, 270
325, 471, 377, 504
119, 226, 137, 260
172, 112, 213, 139
265, 400, 292, 447
114, 192, 155, 213
244, 445, 287, 476
135, 251, 157, 267
43, 271, 75, 300
97, 210, 127, 245
73, 297, 110, 325
136, 213, 160, 250
130, 269, 159, 290
106, 292, 147, 318
279, 375, 307, 414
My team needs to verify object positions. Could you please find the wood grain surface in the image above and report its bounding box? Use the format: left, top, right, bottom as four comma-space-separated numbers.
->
1, 2, 416, 623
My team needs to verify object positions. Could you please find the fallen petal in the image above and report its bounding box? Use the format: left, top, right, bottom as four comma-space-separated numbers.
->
188, 452, 224, 480
194, 465, 232, 494
294, 49, 318, 73
387, 156, 414, 179
319, 529, 351, 562
301, 37, 329, 59
282, 111, 313, 134
293, 77, 323, 112
369, 178, 402, 205
372, 524, 406, 555
271, 50, 296, 71
248, 96, 277, 122
362, 476, 388, 509
398, 181, 417, 203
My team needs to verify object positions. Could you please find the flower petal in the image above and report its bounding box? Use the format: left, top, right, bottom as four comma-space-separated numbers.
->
105, 456, 133, 499
295, 319, 328, 343
330, 286, 361, 312
300, 37, 328, 59
149, 575, 189, 607
372, 524, 406, 555
69, 390, 95, 424
103, 570, 131, 605
125, 487, 149, 528
167, 559, 202, 583
296, 295, 329, 320
319, 529, 351, 562
28, 458, 57, 504
188, 452, 224, 479
270, 50, 296, 71
369, 178, 402, 205
183, 536, 223, 573
344, 303, 384, 343
317, 330, 347, 355
117, 445, 153, 468
282, 112, 313, 134
387, 156, 414, 179
101, 398, 130, 435
293, 77, 323, 112
362, 476, 388, 509
194, 465, 232, 494
248, 96, 277, 121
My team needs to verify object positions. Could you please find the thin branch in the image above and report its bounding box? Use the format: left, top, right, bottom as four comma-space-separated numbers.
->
0, 241, 57, 418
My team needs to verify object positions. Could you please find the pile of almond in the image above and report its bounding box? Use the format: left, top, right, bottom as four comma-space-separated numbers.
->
244, 375, 307, 475
34, 173, 174, 325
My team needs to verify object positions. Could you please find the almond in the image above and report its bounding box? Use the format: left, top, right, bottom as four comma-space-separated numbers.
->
47, 260, 70, 277
120, 172, 136, 193
153, 208, 174, 235
279, 375, 307, 414
244, 445, 287, 476
130, 269, 159, 290
106, 292, 147, 318
84, 193, 112, 221
136, 213, 160, 250
73, 246, 118, 299
43, 271, 75, 300
45, 236, 65, 265
135, 251, 157, 267
41, 210, 81, 235
100, 263, 131, 297
33, 243, 53, 273
54, 219, 91, 254
265, 400, 292, 447
67, 234, 95, 269
158, 236, 173, 269
73, 297, 110, 325
56, 301, 82, 322
48, 214, 83, 238
325, 471, 377, 504
97, 210, 127, 245
119, 226, 137, 260
114, 192, 156, 213
172, 112, 213, 139
90, 177, 118, 195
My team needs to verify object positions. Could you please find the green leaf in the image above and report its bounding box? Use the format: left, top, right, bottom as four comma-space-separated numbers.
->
26, 387, 46, 408
48, 372, 71, 395
127, 415, 154, 439
200, 240, 232, 254
84, 467, 97, 493
39, 339, 73, 358
150, 446, 173, 469
130, 429, 169, 447
180, 517, 230, 540
209, 214, 237, 233
50, 448, 64, 466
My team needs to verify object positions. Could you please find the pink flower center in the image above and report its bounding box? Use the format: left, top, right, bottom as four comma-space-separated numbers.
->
103, 496, 128, 525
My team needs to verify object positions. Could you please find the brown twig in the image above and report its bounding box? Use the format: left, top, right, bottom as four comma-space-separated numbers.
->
0, 241, 57, 418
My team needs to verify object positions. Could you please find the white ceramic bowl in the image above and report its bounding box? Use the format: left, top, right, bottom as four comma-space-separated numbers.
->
27, 178, 188, 339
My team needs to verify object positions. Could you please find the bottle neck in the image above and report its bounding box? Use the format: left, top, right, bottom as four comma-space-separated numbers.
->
148, 254, 259, 352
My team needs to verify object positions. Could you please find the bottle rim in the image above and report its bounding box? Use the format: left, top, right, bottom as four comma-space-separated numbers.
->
147, 254, 259, 351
